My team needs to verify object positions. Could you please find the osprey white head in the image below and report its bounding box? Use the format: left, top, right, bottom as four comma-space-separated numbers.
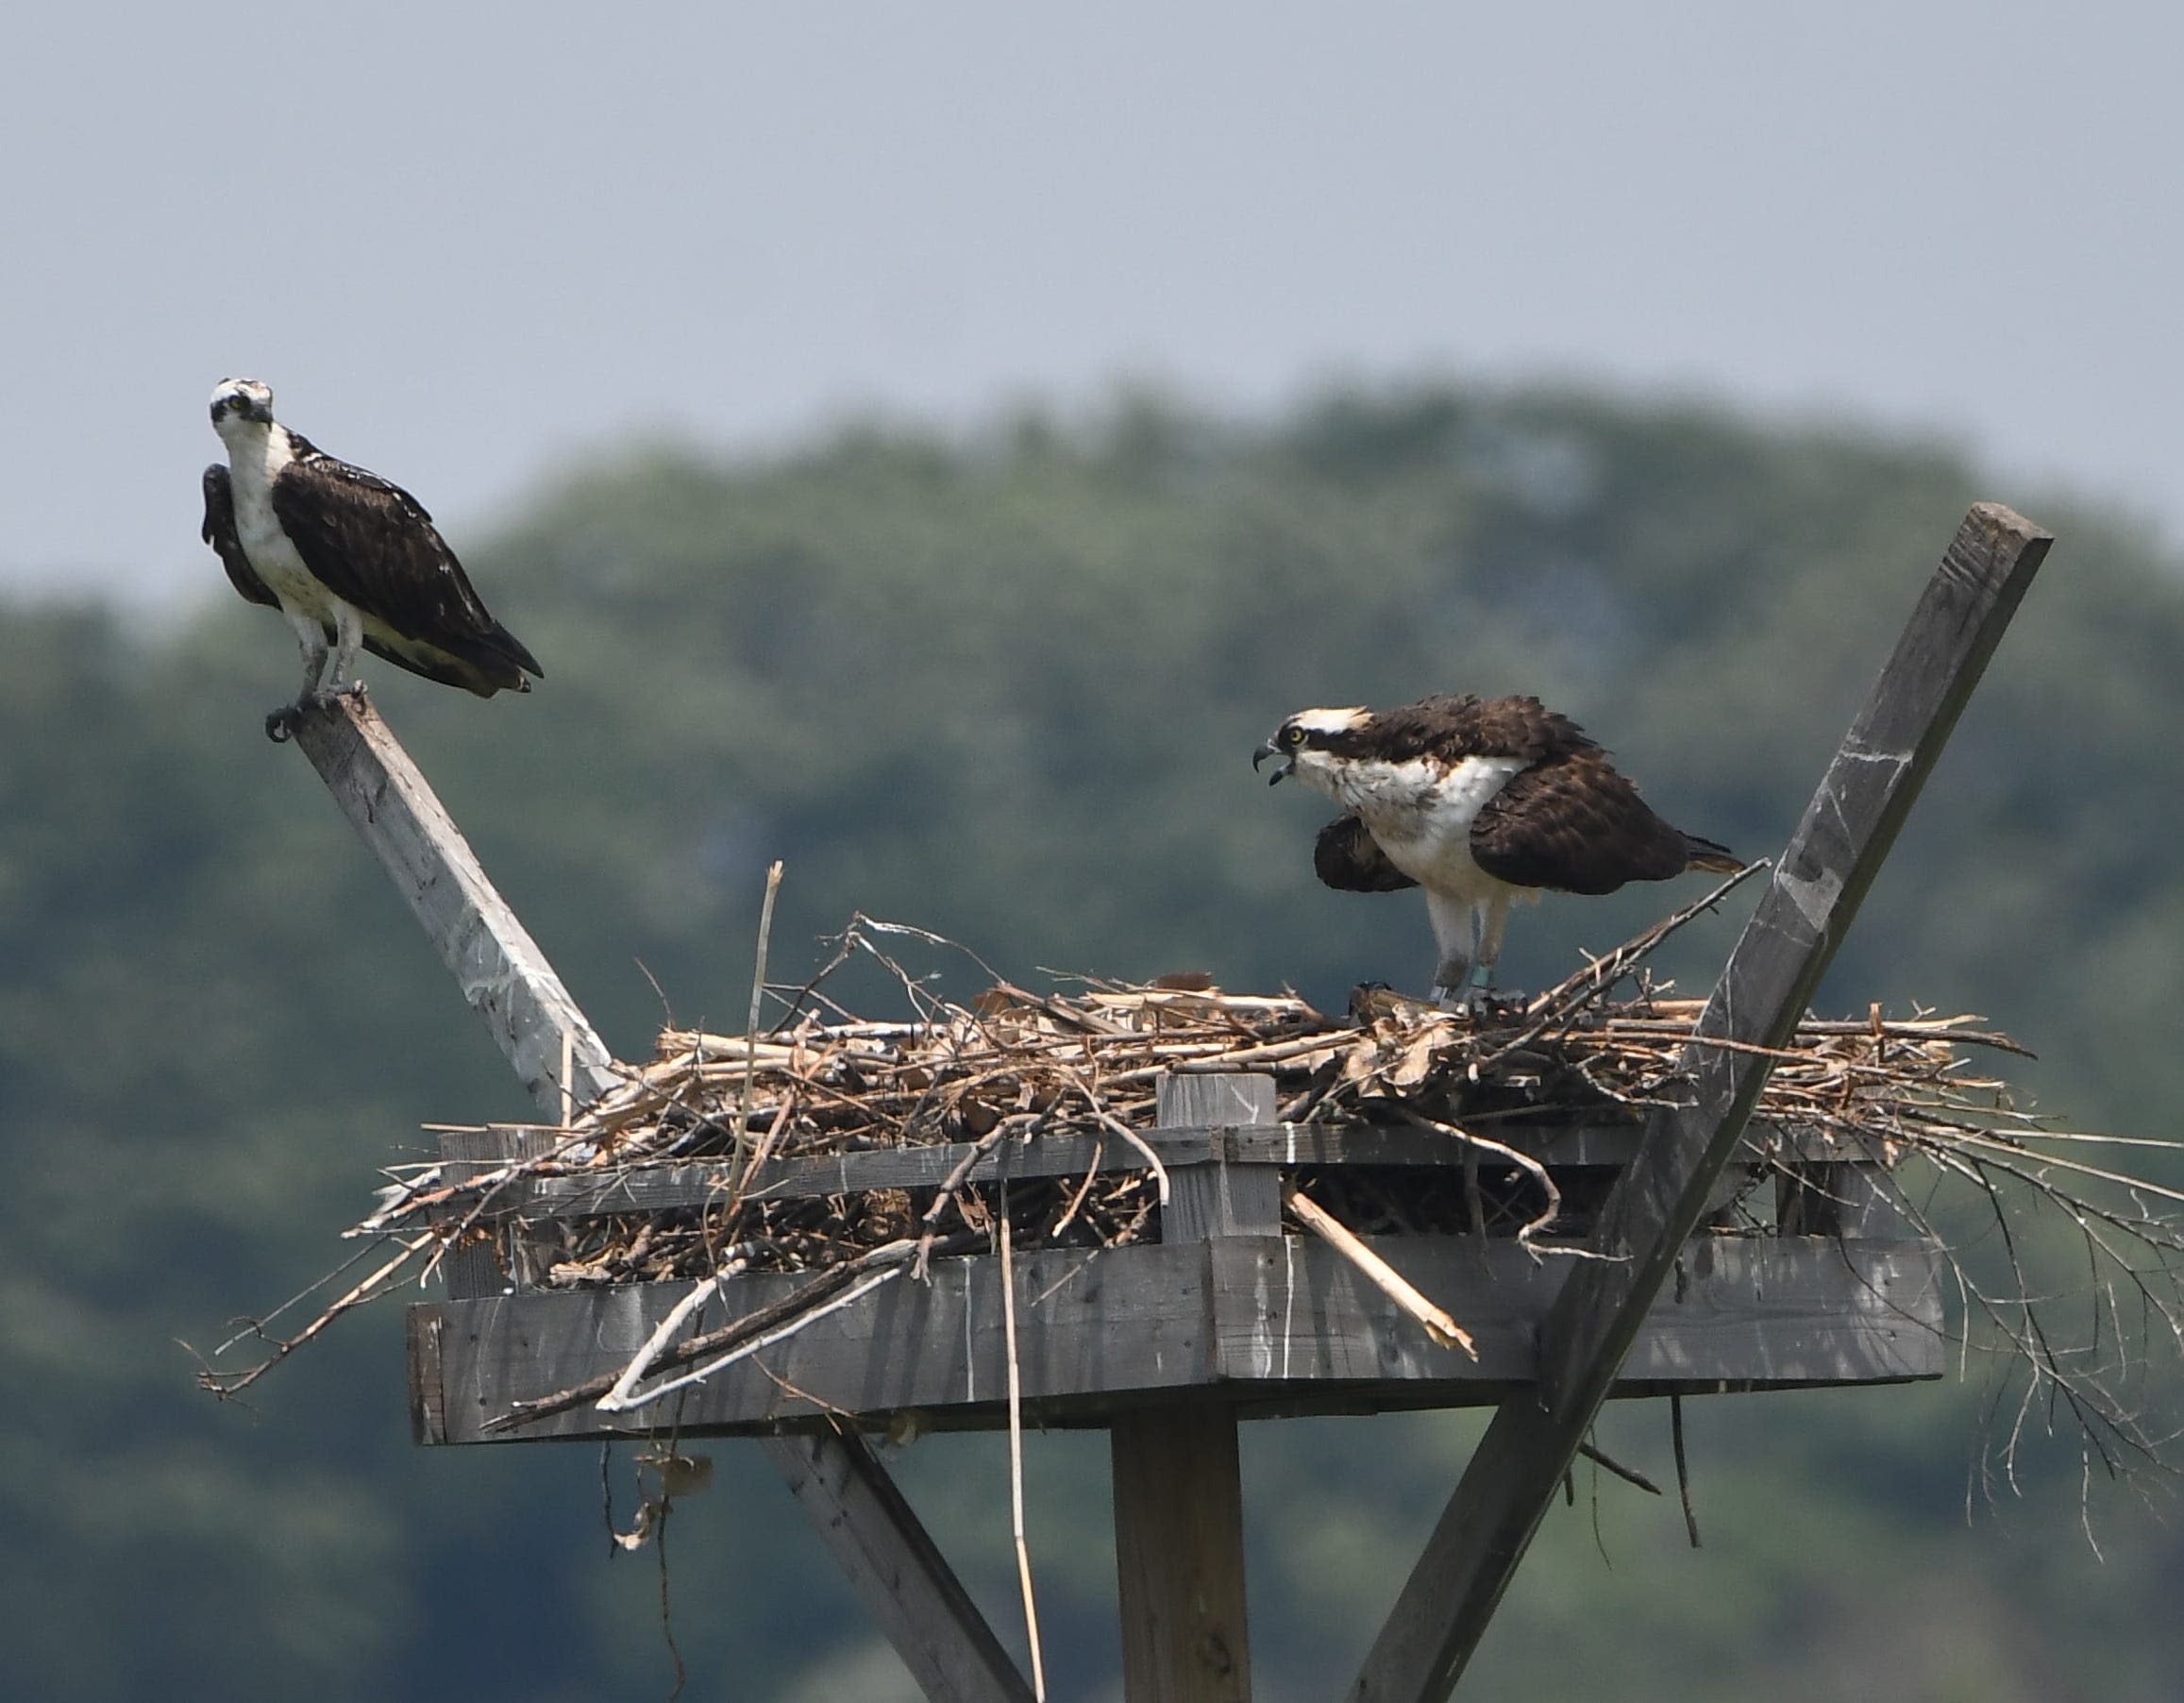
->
209, 377, 276, 436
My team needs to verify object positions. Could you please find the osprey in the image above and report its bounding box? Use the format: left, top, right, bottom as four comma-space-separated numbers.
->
1254, 694, 1739, 1006
201, 378, 542, 740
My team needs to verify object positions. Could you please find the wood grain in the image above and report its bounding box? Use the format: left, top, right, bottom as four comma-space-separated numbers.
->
1113, 1405, 1253, 1702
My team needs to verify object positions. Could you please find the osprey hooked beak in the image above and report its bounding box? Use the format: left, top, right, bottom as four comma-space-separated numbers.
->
1253, 725, 1305, 785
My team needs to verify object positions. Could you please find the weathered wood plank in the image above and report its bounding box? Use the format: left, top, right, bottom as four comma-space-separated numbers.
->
1159, 1074, 1282, 1241
410, 1232, 1942, 1443
513, 1130, 1211, 1219
439, 1126, 559, 1298
1346, 501, 2052, 1703
1113, 1405, 1253, 1702
407, 1306, 447, 1445
763, 1428, 1035, 1703
492, 1119, 1802, 1223
289, 694, 618, 1118
1203, 1235, 1940, 1391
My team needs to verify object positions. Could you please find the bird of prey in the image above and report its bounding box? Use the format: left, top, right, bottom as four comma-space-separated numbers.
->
1254, 693, 1739, 1005
201, 378, 542, 740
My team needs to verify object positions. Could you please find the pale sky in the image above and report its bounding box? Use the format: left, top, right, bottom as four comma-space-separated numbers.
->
7, 1, 2176, 602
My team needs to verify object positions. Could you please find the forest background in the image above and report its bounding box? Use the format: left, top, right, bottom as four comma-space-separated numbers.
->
5, 380, 2182, 1701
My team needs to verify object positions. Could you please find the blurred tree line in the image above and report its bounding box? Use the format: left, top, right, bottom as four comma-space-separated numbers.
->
2, 382, 2180, 1701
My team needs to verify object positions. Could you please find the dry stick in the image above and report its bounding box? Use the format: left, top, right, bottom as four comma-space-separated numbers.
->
1671, 1394, 1701, 1547
1049, 1141, 1105, 1240
1000, 1197, 1049, 1701
210, 1235, 407, 1351
1484, 861, 1771, 1071
198, 1233, 435, 1397
1393, 1110, 1577, 1255
1082, 1099, 1171, 1205
597, 1266, 751, 1412
914, 1118, 1032, 1275
486, 1232, 982, 1432
1286, 1184, 1477, 1359
1574, 1441, 1660, 1496
731, 861, 786, 1197
612, 1266, 908, 1412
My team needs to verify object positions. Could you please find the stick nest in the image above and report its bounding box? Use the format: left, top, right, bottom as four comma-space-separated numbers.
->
366, 902, 2033, 1292
207, 902, 2184, 1508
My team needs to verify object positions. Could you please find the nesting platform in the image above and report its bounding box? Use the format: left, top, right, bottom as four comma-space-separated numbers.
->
258, 499, 2048, 1703
409, 1070, 1942, 1446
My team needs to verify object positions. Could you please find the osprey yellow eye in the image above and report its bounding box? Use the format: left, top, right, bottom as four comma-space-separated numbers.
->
1282, 726, 1306, 749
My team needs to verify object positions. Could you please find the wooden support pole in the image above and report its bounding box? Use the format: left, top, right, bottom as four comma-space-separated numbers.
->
1347, 502, 2053, 1703
288, 693, 1033, 1703
765, 1428, 1036, 1703
1113, 1405, 1253, 1703
288, 693, 618, 1118
1108, 1072, 1273, 1703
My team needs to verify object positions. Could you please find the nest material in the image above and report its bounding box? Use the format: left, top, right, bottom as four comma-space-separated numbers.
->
199, 904, 2184, 1506
381, 970, 2029, 1293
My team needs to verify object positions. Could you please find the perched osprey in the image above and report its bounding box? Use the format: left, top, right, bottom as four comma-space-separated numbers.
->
201, 378, 542, 740
1254, 694, 1739, 1005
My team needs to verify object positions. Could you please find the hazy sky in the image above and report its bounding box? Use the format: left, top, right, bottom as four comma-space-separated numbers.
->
8, 2, 2176, 601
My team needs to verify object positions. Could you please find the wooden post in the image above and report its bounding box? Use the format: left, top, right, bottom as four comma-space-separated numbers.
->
284, 692, 1033, 1703
288, 693, 617, 1117
1347, 502, 2053, 1702
764, 1428, 1036, 1703
1113, 1405, 1253, 1703
1160, 1072, 1281, 1243
1108, 1072, 1275, 1703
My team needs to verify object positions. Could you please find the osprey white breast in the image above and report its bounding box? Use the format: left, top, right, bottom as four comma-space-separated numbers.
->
214, 411, 323, 615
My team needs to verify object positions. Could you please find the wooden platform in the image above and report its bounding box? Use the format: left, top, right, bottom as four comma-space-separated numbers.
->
413, 1228, 1940, 1444
288, 498, 2044, 1703
408, 1081, 1944, 1446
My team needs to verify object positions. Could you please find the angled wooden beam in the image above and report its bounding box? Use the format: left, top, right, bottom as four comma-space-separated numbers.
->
290, 693, 617, 1116
288, 691, 1033, 1703
765, 1428, 1036, 1703
1347, 502, 2053, 1703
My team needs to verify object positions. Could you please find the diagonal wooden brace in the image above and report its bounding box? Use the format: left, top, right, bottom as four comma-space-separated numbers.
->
290, 697, 618, 1117
287, 691, 1033, 1703
1346, 502, 2054, 1703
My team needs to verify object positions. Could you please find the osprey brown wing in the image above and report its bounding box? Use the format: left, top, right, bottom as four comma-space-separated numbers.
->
1470, 750, 1704, 895
268, 444, 543, 687
1314, 815, 1420, 893
201, 465, 277, 610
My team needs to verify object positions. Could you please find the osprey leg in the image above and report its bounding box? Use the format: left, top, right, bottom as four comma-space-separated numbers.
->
326, 602, 366, 698
266, 609, 335, 741
1470, 895, 1516, 1000
1425, 890, 1476, 1006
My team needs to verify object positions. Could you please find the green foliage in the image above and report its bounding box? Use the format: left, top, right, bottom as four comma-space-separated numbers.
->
4, 382, 2182, 1699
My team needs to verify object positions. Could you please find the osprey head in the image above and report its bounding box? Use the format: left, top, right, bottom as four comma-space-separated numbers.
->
210, 377, 276, 432
1252, 706, 1370, 786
